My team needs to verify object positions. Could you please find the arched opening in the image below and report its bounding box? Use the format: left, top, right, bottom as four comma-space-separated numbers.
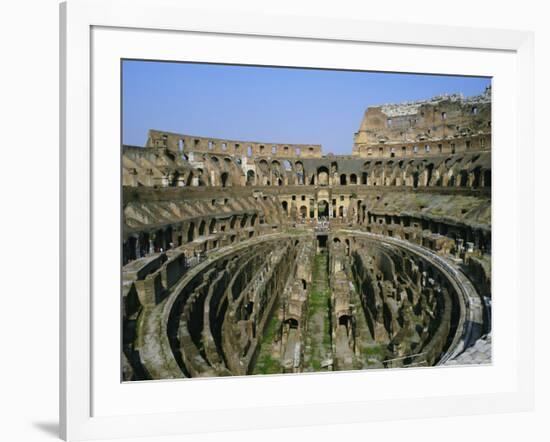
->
413, 172, 419, 188
220, 172, 229, 187
459, 170, 468, 187
246, 170, 255, 185
317, 166, 329, 186
198, 220, 206, 236
187, 222, 195, 243
349, 173, 357, 185
340, 174, 347, 185
338, 315, 352, 330
299, 205, 308, 219
282, 201, 289, 214
338, 206, 344, 217
318, 200, 329, 218
127, 236, 137, 262
426, 164, 434, 186
472, 167, 481, 188
208, 219, 216, 234
295, 161, 304, 183
284, 318, 299, 329
361, 172, 368, 185
196, 169, 205, 186
171, 170, 180, 187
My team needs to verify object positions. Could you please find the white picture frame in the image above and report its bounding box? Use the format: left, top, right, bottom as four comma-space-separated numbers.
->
60, 0, 534, 440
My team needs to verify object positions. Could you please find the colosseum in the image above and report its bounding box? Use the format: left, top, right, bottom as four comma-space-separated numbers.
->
122, 86, 492, 381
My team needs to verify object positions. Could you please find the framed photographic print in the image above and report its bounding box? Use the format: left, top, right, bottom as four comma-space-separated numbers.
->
60, 0, 534, 440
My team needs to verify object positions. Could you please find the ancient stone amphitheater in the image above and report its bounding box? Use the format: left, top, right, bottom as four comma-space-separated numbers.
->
122, 87, 492, 381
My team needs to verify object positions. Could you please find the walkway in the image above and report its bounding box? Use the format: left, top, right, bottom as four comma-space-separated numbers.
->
303, 252, 333, 371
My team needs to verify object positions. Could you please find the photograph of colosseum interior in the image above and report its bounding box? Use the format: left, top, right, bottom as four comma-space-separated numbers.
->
121, 61, 492, 381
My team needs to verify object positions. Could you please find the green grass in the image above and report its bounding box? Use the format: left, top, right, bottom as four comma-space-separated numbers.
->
361, 344, 386, 360
253, 306, 282, 375
254, 352, 282, 374
308, 254, 330, 314
304, 253, 332, 371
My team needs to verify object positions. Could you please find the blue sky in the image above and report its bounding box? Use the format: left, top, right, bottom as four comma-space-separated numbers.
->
122, 60, 490, 155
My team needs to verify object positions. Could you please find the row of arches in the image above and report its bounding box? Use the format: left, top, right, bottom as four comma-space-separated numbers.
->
124, 143, 491, 190
123, 212, 263, 264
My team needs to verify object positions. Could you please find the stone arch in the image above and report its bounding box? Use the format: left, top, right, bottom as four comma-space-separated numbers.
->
187, 222, 195, 243
208, 218, 216, 234
413, 171, 419, 188
472, 166, 482, 188
425, 163, 434, 186
295, 161, 304, 184
198, 220, 206, 236
459, 170, 469, 187
317, 166, 329, 186
282, 201, 289, 214
246, 170, 255, 185
220, 172, 229, 187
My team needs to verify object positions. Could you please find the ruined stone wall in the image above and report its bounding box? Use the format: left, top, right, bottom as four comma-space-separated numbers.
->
146, 130, 322, 159
349, 238, 458, 367
352, 87, 491, 158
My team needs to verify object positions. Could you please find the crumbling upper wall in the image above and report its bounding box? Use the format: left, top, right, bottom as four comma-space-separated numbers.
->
353, 87, 492, 158
146, 130, 323, 159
